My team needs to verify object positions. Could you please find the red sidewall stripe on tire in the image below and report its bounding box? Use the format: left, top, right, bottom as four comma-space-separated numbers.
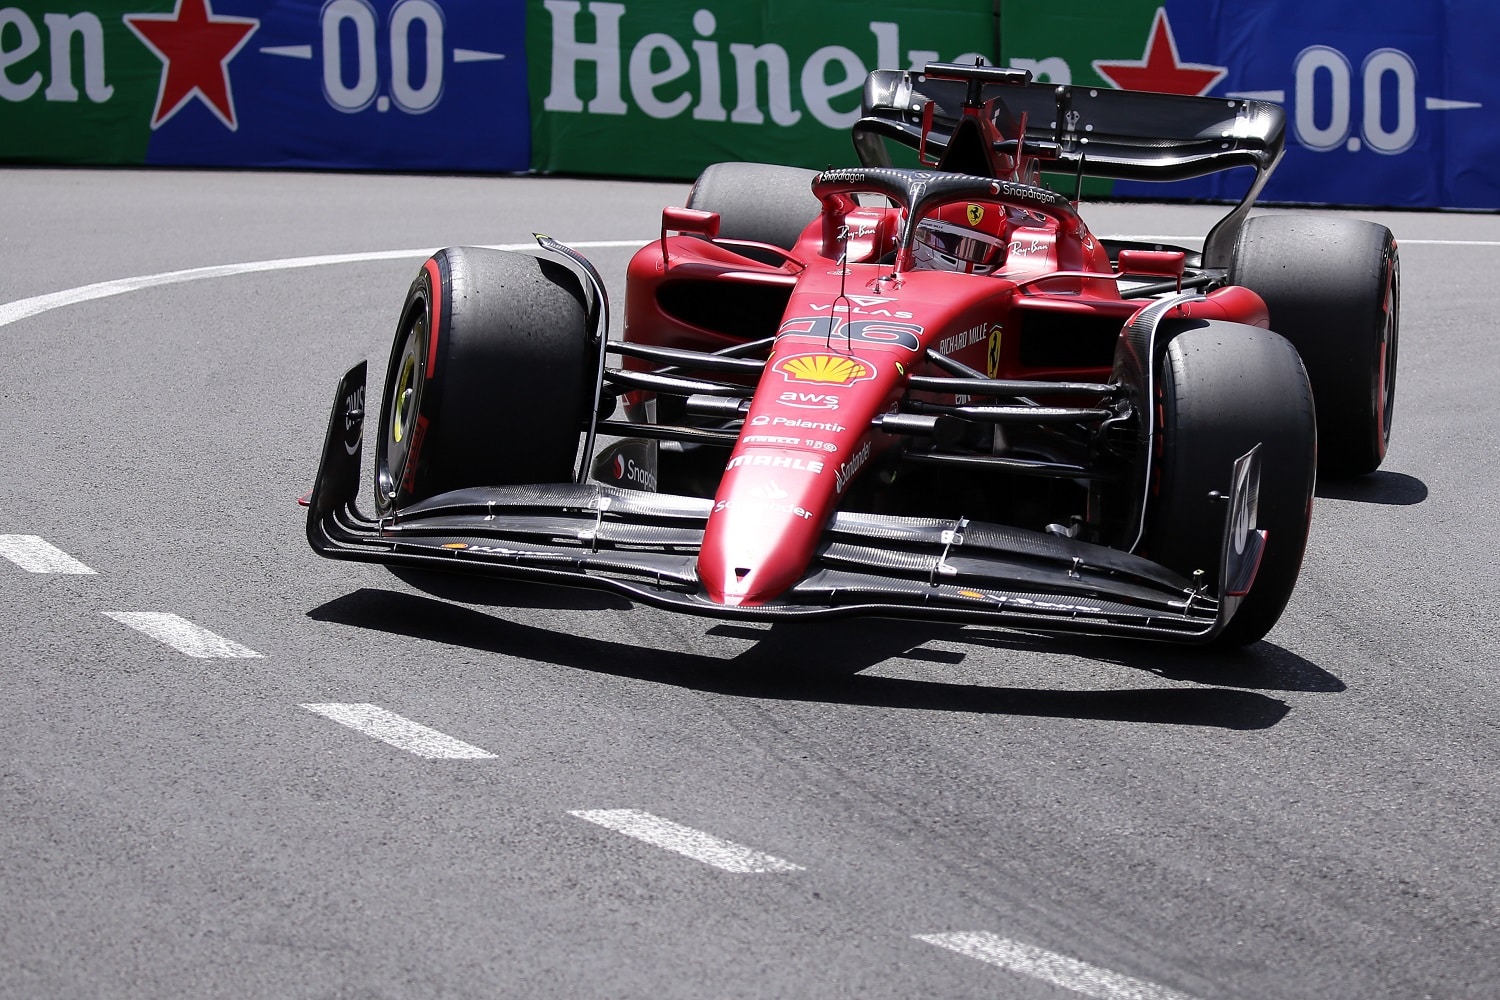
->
423, 256, 444, 378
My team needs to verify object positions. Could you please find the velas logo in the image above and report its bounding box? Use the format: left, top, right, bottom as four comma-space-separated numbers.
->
1093, 8, 1225, 97
124, 0, 259, 130
774, 353, 875, 386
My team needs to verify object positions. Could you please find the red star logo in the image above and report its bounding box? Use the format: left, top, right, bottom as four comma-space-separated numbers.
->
1092, 8, 1227, 97
124, 0, 258, 131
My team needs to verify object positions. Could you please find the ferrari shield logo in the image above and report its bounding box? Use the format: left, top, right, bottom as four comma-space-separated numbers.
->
986, 325, 1003, 377
966, 203, 984, 226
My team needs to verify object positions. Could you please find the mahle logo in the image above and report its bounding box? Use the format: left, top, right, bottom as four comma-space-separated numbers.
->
541, 0, 990, 130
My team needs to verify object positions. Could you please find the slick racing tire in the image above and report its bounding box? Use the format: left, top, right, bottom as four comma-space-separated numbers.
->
686, 161, 820, 264
1143, 322, 1317, 647
1229, 215, 1399, 477
374, 247, 593, 514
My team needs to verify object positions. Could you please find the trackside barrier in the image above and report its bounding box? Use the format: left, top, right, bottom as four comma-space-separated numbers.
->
0, 0, 1493, 207
0, 0, 531, 170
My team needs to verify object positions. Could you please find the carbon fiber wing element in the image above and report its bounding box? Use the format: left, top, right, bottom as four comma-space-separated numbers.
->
307, 365, 1264, 643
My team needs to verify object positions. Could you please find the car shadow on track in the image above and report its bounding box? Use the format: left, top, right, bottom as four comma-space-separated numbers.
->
948, 628, 1345, 694
308, 587, 1325, 731
1315, 470, 1427, 505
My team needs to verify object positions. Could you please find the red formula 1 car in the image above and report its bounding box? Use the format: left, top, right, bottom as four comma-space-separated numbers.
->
306, 63, 1399, 646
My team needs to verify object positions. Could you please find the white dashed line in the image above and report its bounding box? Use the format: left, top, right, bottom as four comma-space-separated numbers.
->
915, 933, 1200, 1000
0, 535, 96, 574
301, 703, 497, 759
103, 612, 263, 658
0, 240, 647, 329
569, 809, 805, 873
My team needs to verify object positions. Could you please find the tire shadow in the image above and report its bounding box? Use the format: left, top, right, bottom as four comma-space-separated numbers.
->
308, 588, 1311, 731
1315, 470, 1427, 505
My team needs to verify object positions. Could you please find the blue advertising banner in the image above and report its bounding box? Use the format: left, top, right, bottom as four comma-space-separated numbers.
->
144, 0, 530, 170
1096, 0, 1498, 208
0, 0, 530, 171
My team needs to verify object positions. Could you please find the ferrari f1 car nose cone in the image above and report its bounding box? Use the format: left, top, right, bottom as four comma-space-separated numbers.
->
698, 453, 828, 606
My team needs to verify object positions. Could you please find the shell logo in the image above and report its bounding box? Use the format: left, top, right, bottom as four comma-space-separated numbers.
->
775, 353, 875, 385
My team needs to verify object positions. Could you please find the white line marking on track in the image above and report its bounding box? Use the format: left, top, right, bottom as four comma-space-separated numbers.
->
0, 535, 96, 574
1398, 238, 1500, 245
0, 240, 647, 329
301, 703, 497, 759
569, 808, 805, 873
1099, 234, 1202, 244
915, 932, 1201, 1000
103, 612, 263, 658
2, 233, 1486, 330
1101, 234, 1498, 247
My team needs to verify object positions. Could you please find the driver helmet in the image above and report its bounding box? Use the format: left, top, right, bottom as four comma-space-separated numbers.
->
911, 201, 1009, 275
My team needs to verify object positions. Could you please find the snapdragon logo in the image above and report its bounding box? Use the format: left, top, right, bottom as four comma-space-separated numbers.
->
541, 1, 988, 130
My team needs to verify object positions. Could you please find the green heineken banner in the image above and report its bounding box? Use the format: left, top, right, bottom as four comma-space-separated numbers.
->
0, 0, 159, 164
526, 0, 997, 178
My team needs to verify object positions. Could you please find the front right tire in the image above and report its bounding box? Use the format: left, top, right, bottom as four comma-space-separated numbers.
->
685, 161, 821, 264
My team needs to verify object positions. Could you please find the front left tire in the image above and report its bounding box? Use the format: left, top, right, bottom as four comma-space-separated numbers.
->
374, 246, 594, 514
1141, 322, 1318, 646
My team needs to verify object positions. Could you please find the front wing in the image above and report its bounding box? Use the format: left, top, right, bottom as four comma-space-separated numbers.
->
307, 364, 1264, 643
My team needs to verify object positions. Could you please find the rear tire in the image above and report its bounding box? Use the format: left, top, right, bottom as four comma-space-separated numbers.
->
1229, 215, 1399, 477
686, 161, 820, 263
1143, 322, 1317, 647
373, 247, 593, 513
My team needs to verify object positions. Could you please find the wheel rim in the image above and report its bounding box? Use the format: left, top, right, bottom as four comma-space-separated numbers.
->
376, 303, 427, 509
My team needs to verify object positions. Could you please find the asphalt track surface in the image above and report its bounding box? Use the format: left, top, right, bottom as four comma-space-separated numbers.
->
1, 168, 1495, 1000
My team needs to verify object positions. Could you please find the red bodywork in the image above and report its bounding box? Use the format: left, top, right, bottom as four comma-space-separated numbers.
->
622, 195, 1268, 608
305, 63, 1297, 641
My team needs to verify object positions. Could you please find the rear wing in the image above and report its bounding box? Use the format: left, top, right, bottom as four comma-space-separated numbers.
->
852, 65, 1287, 266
